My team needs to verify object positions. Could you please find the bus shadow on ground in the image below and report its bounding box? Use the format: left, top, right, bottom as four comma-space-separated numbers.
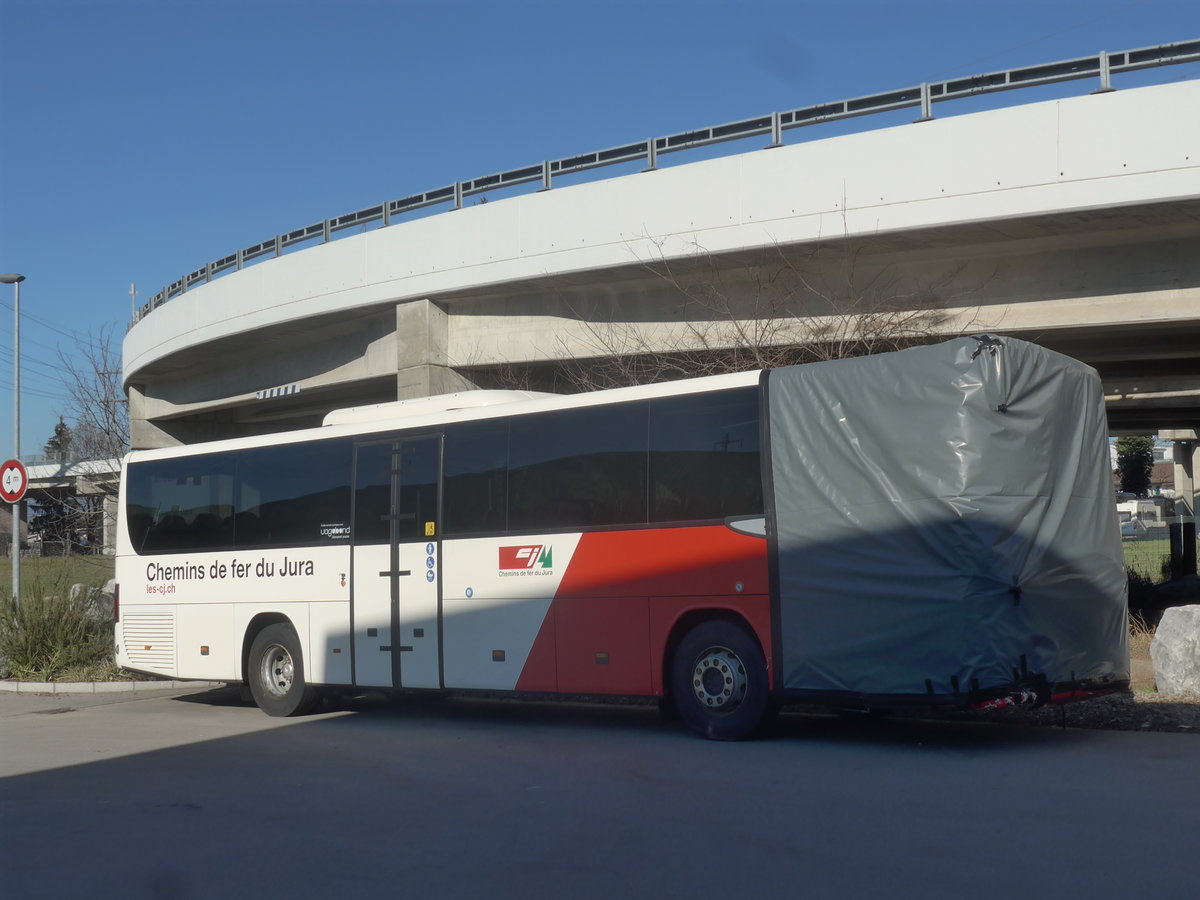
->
170, 683, 1091, 751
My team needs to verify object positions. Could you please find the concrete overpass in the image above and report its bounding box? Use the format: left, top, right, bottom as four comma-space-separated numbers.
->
3, 459, 121, 556
125, 48, 1200, 460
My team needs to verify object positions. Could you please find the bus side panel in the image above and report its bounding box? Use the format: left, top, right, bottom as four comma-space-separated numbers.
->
555, 527, 769, 601
440, 597, 556, 689
115, 602, 179, 678
529, 526, 772, 696
308, 599, 353, 685
553, 595, 652, 694
514, 605, 558, 692
119, 547, 351, 684
231, 602, 312, 682
441, 534, 583, 690
540, 592, 774, 697
647, 594, 773, 695
175, 604, 236, 679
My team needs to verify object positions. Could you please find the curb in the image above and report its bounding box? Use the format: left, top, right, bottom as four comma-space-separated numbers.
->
0, 680, 225, 695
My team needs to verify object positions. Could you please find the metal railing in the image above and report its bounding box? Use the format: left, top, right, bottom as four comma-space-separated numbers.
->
132, 39, 1200, 326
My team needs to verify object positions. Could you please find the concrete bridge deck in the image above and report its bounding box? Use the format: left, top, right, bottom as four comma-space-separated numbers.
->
124, 77, 1200, 447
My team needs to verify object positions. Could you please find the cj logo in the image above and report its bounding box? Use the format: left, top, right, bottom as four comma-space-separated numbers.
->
498, 545, 553, 570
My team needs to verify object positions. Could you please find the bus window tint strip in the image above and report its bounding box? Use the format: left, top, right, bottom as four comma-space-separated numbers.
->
126, 388, 765, 553
648, 388, 762, 523
442, 386, 763, 536
443, 418, 508, 535
507, 401, 648, 531
237, 440, 354, 547
127, 439, 353, 554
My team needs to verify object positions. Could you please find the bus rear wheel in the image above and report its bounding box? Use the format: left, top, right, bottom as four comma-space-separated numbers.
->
671, 620, 769, 741
248, 623, 320, 717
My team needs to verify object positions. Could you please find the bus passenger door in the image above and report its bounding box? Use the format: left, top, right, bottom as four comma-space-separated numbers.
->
351, 436, 442, 689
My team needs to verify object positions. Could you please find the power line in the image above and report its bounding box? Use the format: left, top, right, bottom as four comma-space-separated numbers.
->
0, 378, 72, 402
0, 341, 71, 370
0, 378, 69, 401
0, 322, 120, 375
0, 296, 120, 353
0, 367, 70, 398
0, 322, 100, 360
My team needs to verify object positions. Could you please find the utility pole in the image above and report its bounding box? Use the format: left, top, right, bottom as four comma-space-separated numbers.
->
1, 273, 26, 604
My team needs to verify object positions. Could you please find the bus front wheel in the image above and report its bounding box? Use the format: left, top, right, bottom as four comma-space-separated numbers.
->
248, 623, 320, 717
671, 619, 769, 741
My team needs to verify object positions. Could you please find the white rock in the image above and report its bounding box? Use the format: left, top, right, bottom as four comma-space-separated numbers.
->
1150, 605, 1200, 695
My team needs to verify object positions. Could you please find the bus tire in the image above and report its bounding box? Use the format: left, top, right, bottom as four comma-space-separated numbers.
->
248, 623, 320, 717
671, 619, 769, 741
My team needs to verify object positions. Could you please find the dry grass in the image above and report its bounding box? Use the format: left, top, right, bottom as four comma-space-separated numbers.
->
1129, 612, 1155, 666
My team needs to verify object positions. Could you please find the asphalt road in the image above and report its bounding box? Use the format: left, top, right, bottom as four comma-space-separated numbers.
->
2, 686, 1197, 899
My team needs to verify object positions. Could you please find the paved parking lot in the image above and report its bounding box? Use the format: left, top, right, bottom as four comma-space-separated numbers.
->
2, 686, 1198, 898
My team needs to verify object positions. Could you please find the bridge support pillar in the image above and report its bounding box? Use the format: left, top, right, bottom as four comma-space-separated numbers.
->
128, 383, 182, 450
395, 298, 477, 401
1163, 432, 1199, 518
1162, 431, 1199, 579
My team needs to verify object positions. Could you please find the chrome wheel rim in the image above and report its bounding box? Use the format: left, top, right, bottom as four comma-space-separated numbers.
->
259, 643, 295, 697
690, 646, 748, 711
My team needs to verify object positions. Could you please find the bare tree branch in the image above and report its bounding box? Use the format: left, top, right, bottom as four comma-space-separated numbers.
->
57, 324, 129, 462
460, 231, 988, 393
548, 236, 986, 390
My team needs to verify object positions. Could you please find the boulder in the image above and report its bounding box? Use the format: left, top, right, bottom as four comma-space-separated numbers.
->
69, 580, 117, 621
1150, 605, 1200, 695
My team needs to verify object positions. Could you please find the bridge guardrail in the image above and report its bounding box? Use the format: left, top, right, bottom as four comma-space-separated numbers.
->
133, 39, 1200, 327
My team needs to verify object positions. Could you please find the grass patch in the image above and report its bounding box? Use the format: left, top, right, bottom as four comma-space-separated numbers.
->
1123, 539, 1171, 583
0, 554, 115, 590
0, 557, 116, 681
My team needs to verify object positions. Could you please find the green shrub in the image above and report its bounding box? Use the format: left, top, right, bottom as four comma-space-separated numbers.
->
1126, 565, 1164, 625
0, 578, 113, 681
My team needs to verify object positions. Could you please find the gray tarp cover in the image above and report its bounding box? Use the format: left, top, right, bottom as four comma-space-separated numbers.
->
766, 336, 1128, 698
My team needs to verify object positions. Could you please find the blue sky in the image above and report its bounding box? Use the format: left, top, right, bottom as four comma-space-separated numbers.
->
0, 0, 1196, 457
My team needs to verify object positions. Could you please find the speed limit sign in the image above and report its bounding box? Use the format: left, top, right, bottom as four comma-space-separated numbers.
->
1, 459, 28, 503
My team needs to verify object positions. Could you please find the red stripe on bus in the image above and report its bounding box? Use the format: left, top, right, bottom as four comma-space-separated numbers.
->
515, 526, 772, 695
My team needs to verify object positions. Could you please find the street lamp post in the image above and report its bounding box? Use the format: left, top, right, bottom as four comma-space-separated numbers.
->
0, 273, 25, 604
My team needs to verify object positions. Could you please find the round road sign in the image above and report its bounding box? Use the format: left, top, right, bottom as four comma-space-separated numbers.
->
1, 459, 28, 504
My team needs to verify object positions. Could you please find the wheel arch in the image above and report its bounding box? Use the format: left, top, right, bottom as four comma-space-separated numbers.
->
661, 608, 765, 702
241, 612, 296, 683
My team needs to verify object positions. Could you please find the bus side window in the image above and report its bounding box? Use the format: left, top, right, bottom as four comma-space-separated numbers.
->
354, 441, 393, 545
236, 440, 352, 548
649, 388, 762, 523
508, 402, 648, 531
126, 454, 236, 554
444, 419, 509, 536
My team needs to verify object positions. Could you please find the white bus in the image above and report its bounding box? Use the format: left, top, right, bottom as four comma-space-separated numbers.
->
115, 336, 1129, 739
